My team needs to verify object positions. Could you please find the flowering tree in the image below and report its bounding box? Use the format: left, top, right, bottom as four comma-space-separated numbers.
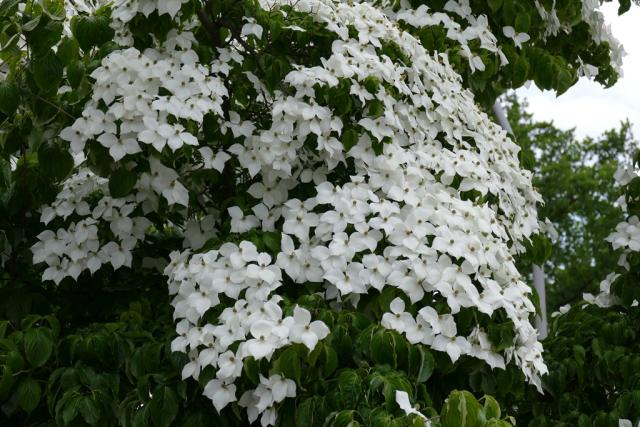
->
0, 0, 635, 425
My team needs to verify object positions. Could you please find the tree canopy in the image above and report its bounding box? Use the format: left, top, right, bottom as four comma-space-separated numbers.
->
0, 0, 637, 426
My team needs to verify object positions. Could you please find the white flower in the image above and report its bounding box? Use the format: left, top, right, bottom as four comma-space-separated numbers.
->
200, 147, 231, 172
204, 379, 237, 412
182, 349, 201, 380
381, 298, 415, 334
288, 306, 329, 350
395, 391, 431, 425
217, 350, 243, 379
246, 253, 280, 284
245, 320, 284, 360
97, 133, 141, 161
241, 21, 263, 39
432, 334, 470, 363
229, 207, 260, 233
502, 26, 530, 49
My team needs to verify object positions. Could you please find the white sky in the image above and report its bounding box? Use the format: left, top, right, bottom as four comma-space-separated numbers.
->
516, 2, 640, 140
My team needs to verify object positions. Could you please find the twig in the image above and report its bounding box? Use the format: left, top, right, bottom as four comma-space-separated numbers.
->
35, 95, 75, 120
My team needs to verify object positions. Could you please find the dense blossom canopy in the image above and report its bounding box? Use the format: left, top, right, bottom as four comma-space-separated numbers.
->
0, 0, 631, 425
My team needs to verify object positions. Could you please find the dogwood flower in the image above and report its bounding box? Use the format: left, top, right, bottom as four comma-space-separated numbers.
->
288, 306, 330, 350
204, 379, 237, 412
502, 26, 531, 49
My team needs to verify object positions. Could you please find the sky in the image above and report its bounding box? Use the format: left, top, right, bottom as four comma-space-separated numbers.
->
516, 2, 640, 140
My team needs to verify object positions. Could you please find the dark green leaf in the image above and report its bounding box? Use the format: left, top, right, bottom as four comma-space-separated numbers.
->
18, 377, 41, 413
367, 100, 385, 118
67, 60, 85, 88
243, 356, 260, 385
31, 50, 63, 92
38, 141, 74, 181
0, 81, 19, 116
322, 344, 338, 378
296, 396, 324, 427
79, 396, 101, 425
0, 0, 20, 15
149, 386, 179, 427
22, 15, 42, 32
71, 15, 115, 51
58, 37, 80, 65
24, 328, 54, 367
109, 168, 138, 198
488, 0, 502, 12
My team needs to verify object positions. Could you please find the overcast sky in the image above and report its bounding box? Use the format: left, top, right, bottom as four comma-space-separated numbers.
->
516, 2, 640, 140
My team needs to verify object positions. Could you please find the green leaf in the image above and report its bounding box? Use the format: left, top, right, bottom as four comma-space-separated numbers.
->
296, 396, 324, 426
24, 328, 54, 367
79, 396, 101, 425
61, 394, 82, 424
67, 60, 85, 88
441, 390, 485, 427
43, 0, 65, 20
58, 37, 80, 65
573, 345, 586, 367
362, 76, 381, 93
243, 356, 260, 385
71, 15, 115, 51
149, 386, 179, 427
0, 365, 16, 401
277, 346, 301, 384
483, 395, 501, 419
367, 100, 385, 118
18, 377, 41, 413
38, 141, 74, 181
109, 168, 138, 198
514, 12, 531, 33
336, 370, 362, 409
263, 232, 281, 253
512, 55, 529, 88
31, 50, 63, 92
416, 346, 435, 383
22, 15, 42, 32
0, 0, 20, 16
0, 81, 20, 116
29, 20, 63, 56
328, 410, 358, 427
322, 344, 338, 378
618, 0, 632, 14
342, 128, 358, 152
488, 0, 502, 12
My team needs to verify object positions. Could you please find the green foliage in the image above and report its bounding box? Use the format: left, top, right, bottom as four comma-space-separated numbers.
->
506, 96, 631, 311
515, 304, 640, 426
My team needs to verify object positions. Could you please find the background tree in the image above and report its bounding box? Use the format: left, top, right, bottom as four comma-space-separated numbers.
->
511, 151, 640, 427
505, 96, 634, 312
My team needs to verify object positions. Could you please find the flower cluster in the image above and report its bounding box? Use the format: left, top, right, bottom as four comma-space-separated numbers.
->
112, 0, 189, 22
60, 43, 226, 163
582, 163, 639, 308
31, 170, 150, 284
393, 1, 510, 72
580, 0, 626, 75
166, 244, 329, 424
